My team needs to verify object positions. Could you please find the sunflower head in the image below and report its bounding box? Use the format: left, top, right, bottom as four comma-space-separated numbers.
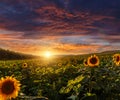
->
58, 63, 62, 67
22, 63, 27, 68
113, 54, 120, 66
0, 76, 21, 100
83, 59, 88, 67
87, 55, 100, 67
13, 64, 16, 67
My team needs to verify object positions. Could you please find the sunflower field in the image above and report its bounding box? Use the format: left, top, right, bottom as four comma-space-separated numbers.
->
0, 52, 120, 100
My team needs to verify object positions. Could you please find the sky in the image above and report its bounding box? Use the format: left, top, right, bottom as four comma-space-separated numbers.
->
0, 0, 120, 55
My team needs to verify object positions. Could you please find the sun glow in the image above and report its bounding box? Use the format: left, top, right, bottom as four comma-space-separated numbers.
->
44, 51, 52, 58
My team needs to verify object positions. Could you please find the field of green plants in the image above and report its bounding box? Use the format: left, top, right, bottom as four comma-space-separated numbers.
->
0, 52, 120, 100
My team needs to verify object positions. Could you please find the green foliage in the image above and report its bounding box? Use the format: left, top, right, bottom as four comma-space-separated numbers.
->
59, 75, 84, 94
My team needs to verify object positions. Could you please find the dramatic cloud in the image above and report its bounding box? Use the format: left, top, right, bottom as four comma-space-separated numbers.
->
0, 0, 120, 55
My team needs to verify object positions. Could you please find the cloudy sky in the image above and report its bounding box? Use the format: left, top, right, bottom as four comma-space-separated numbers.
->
0, 0, 120, 55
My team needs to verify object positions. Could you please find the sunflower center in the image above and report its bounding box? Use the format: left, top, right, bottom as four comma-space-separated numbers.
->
116, 56, 120, 62
1, 80, 15, 95
24, 64, 26, 66
90, 57, 97, 64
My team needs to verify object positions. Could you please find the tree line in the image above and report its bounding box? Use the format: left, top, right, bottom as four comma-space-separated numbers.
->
0, 48, 37, 60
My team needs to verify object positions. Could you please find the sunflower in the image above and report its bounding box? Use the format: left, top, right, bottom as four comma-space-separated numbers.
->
22, 63, 27, 68
58, 63, 62, 67
13, 64, 16, 67
0, 76, 20, 100
113, 54, 120, 66
87, 55, 100, 67
83, 59, 88, 67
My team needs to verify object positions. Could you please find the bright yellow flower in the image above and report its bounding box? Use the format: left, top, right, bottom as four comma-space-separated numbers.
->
22, 63, 27, 68
0, 76, 20, 100
87, 55, 100, 67
83, 59, 88, 67
58, 63, 62, 67
113, 54, 120, 66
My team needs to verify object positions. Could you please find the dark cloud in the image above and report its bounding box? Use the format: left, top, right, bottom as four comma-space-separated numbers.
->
69, 0, 120, 14
0, 0, 120, 32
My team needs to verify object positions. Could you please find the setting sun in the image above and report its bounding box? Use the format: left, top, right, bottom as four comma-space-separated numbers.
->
44, 51, 52, 58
